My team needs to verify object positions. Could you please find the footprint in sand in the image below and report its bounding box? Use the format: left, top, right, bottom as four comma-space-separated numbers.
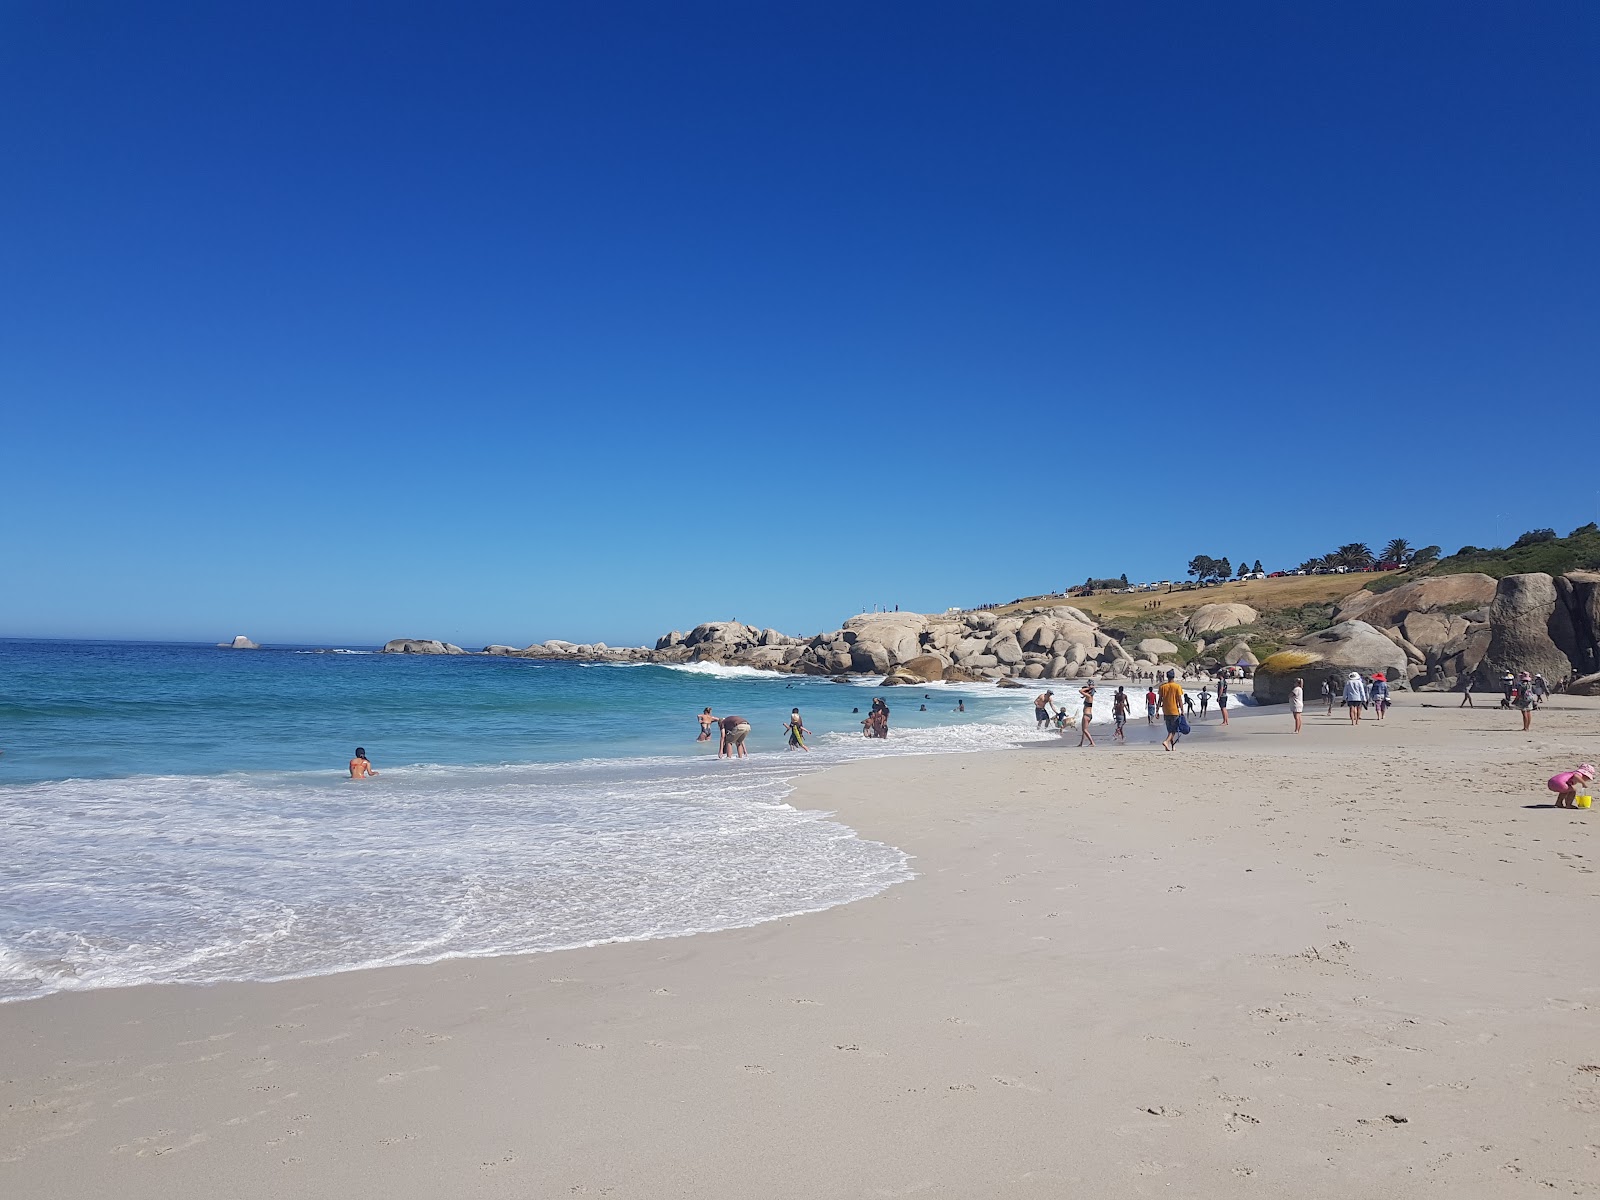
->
376, 1065, 441, 1084
992, 1076, 1044, 1093
1225, 1112, 1260, 1135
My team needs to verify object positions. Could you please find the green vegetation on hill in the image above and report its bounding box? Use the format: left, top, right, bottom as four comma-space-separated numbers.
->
1364, 524, 1600, 592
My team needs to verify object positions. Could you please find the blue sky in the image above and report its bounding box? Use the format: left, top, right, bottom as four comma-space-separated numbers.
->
2, 2, 1596, 646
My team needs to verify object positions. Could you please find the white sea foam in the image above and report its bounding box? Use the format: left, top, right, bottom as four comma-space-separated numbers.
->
0, 711, 1058, 1003
657, 661, 786, 680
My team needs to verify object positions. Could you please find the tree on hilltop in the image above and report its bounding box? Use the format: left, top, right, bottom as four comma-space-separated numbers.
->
1236, 561, 1249, 578
1252, 559, 1264, 574
1382, 538, 1412, 564
1335, 543, 1374, 568
1411, 544, 1440, 565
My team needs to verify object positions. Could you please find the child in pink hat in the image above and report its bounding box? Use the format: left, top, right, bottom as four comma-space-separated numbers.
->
1547, 764, 1596, 809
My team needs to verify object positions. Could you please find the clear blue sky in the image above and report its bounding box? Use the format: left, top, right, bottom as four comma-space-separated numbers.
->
3, 2, 1596, 646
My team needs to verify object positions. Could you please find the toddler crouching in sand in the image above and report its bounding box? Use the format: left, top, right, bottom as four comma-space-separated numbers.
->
1547, 763, 1595, 809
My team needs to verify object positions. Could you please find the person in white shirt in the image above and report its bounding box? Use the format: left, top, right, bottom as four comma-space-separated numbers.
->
1290, 678, 1304, 734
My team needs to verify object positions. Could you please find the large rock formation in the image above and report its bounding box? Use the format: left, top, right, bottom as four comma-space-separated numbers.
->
1333, 572, 1496, 626
1251, 620, 1408, 705
382, 638, 468, 655
217, 635, 260, 650
1476, 573, 1580, 686
1135, 637, 1180, 659
1184, 603, 1258, 637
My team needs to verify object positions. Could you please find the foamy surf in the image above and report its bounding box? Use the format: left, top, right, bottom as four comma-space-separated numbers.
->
0, 704, 1054, 1003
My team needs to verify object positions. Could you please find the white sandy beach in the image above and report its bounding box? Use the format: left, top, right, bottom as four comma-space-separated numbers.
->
3, 697, 1598, 1198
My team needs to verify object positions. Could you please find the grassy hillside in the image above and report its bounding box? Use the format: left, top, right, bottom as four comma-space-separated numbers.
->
1365, 524, 1600, 593
995, 573, 1362, 622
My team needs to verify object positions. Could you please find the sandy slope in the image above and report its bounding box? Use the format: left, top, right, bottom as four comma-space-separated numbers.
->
2, 699, 1597, 1198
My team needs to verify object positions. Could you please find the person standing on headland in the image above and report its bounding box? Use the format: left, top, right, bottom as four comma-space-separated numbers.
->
1159, 670, 1186, 752
349, 747, 378, 779
719, 714, 752, 759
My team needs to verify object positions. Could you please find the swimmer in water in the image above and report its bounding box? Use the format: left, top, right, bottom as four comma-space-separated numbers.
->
697, 706, 717, 742
349, 747, 378, 779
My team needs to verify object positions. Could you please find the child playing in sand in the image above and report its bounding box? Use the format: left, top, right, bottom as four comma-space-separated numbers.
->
1547, 764, 1595, 809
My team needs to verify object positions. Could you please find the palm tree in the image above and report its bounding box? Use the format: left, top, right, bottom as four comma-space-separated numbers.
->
1382, 538, 1411, 564
1336, 543, 1374, 568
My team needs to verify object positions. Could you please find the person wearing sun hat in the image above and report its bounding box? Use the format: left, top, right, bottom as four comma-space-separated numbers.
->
1370, 672, 1391, 720
1547, 763, 1595, 809
1342, 670, 1369, 725
1514, 671, 1537, 731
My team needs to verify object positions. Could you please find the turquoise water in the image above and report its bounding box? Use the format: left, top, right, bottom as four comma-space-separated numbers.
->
0, 639, 1042, 1001
0, 640, 1006, 782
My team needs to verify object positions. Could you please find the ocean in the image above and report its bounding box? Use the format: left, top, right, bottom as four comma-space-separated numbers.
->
0, 638, 1067, 1002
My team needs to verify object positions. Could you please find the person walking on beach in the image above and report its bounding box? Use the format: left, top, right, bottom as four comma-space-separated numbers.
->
784, 707, 810, 751
1034, 689, 1056, 730
1459, 675, 1475, 707
719, 714, 752, 758
1145, 685, 1158, 725
1342, 671, 1369, 726
1321, 676, 1334, 715
1290, 678, 1304, 734
349, 747, 378, 779
1182, 690, 1196, 716
1159, 670, 1186, 751
1199, 687, 1211, 718
1078, 683, 1097, 747
1217, 674, 1231, 726
1112, 686, 1131, 742
1370, 673, 1391, 720
697, 707, 717, 742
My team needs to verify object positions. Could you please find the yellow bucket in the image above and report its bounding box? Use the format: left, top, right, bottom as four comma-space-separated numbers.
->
1577, 795, 1593, 809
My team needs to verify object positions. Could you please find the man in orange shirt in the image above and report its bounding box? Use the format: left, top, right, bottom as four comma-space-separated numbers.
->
1158, 670, 1186, 752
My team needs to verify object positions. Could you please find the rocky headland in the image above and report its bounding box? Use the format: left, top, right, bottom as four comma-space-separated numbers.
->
382, 569, 1600, 701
